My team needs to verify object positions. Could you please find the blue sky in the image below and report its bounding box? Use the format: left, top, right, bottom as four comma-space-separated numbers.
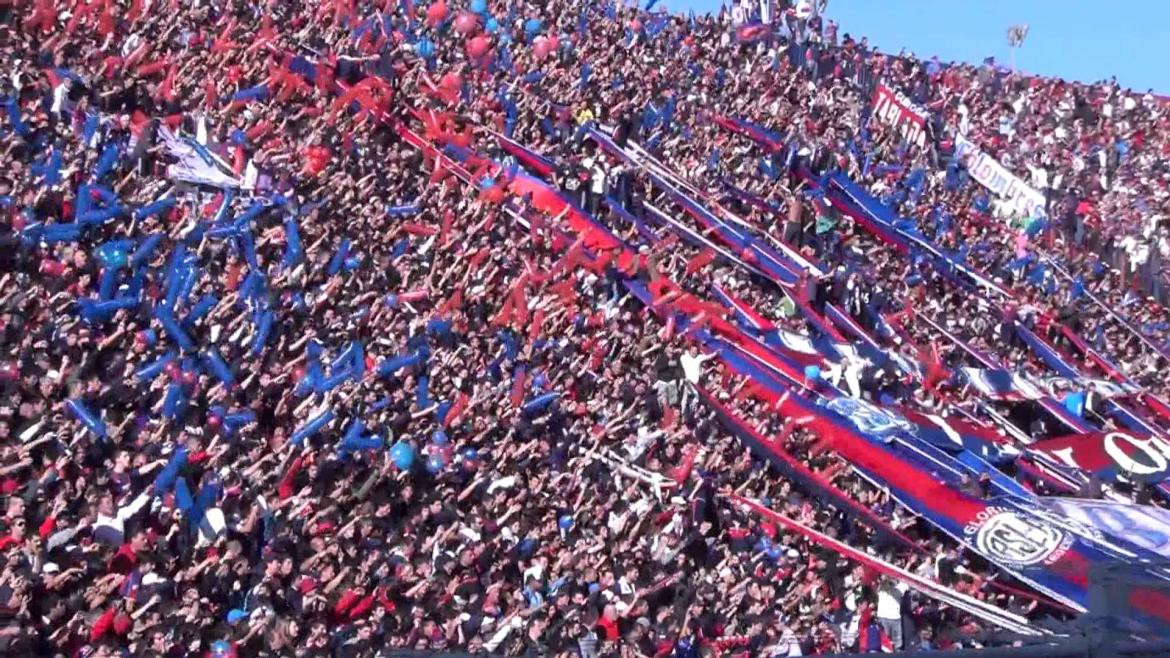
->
670, 1, 1170, 93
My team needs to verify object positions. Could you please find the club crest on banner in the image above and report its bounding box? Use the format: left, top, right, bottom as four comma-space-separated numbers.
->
824, 397, 911, 438
965, 507, 1072, 568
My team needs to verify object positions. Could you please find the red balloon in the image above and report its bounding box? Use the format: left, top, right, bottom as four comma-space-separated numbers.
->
450, 130, 472, 148
426, 1, 448, 27
741, 247, 757, 263
532, 37, 553, 60
467, 35, 491, 57
630, 18, 642, 31
453, 11, 479, 35
293, 366, 306, 382
165, 361, 181, 381
207, 414, 222, 430
547, 36, 559, 51
481, 185, 506, 205
181, 371, 198, 387
439, 71, 463, 90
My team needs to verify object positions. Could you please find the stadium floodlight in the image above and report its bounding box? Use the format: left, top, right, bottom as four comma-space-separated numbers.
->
1007, 24, 1030, 48
1006, 24, 1029, 73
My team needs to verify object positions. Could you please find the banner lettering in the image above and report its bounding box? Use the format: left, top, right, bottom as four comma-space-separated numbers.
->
871, 83, 929, 150
953, 132, 1047, 220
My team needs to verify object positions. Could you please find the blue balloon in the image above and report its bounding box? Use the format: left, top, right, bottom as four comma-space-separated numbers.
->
390, 441, 415, 469
226, 609, 246, 624
766, 546, 783, 561
470, 0, 487, 14
426, 454, 445, 474
558, 514, 574, 530
804, 364, 821, 381
97, 241, 130, 269
417, 38, 435, 59
432, 430, 449, 446
485, 17, 499, 33
524, 18, 542, 34
462, 447, 479, 462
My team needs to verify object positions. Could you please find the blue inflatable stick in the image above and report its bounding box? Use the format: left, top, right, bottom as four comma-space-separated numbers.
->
94, 143, 120, 180
78, 297, 137, 324
522, 391, 561, 415
211, 190, 236, 226
182, 294, 218, 329
162, 383, 185, 419
250, 310, 274, 356
230, 84, 270, 103
329, 342, 357, 373
416, 374, 430, 409
295, 362, 323, 397
318, 366, 355, 392
232, 202, 267, 231
343, 434, 384, 452
39, 223, 81, 243
135, 352, 176, 382
98, 267, 118, 300
239, 230, 259, 270
282, 217, 303, 269
177, 262, 200, 305
131, 233, 164, 267
155, 308, 196, 351
202, 348, 234, 386
66, 399, 108, 441
290, 408, 335, 446
327, 238, 351, 277
351, 342, 365, 379
133, 195, 174, 221
376, 351, 422, 378
152, 446, 188, 494
77, 206, 121, 227
222, 410, 257, 430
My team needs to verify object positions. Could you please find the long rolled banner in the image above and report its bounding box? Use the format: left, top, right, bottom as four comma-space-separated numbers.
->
727, 494, 1047, 637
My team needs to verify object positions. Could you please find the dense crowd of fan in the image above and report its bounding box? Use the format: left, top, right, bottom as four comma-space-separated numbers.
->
0, 0, 1167, 656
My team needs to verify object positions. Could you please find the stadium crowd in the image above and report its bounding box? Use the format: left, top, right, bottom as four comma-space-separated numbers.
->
0, 0, 1165, 656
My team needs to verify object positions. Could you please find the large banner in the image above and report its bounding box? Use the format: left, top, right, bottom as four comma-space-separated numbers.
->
871, 83, 930, 150
778, 389, 1170, 624
1039, 497, 1170, 559
953, 132, 1047, 220
1028, 431, 1170, 484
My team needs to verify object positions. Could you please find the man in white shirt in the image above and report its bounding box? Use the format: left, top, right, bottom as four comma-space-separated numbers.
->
876, 578, 909, 650
679, 348, 717, 416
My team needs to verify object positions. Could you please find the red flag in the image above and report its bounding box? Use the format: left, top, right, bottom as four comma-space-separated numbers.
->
400, 223, 439, 236
444, 392, 468, 427
439, 209, 454, 245
528, 309, 546, 342
509, 370, 527, 408
549, 279, 578, 308
685, 249, 717, 275
492, 299, 513, 327
439, 288, 464, 314
670, 445, 698, 484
